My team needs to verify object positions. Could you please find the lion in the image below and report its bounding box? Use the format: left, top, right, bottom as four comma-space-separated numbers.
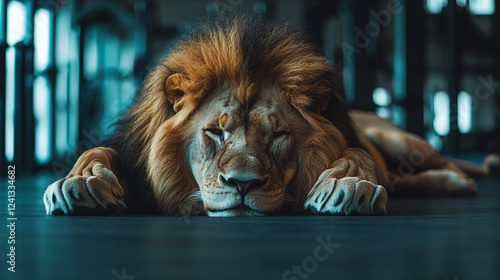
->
43, 15, 497, 217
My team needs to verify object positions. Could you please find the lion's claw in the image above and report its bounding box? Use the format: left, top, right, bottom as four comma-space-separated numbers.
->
43, 164, 126, 215
304, 177, 387, 215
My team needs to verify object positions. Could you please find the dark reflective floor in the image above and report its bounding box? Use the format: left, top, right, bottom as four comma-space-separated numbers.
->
1, 172, 499, 280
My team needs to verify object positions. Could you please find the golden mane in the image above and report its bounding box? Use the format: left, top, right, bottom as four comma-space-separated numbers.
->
109, 15, 352, 214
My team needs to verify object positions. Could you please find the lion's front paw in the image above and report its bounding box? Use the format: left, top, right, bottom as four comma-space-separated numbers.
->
304, 177, 388, 215
43, 164, 126, 215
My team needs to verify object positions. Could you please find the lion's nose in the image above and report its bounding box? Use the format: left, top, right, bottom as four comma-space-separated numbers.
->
219, 175, 268, 195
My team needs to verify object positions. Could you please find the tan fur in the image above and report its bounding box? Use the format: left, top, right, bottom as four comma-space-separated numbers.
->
43, 147, 126, 215
44, 16, 478, 217
121, 17, 349, 214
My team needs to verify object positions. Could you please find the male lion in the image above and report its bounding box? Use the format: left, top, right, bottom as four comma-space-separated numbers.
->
43, 15, 489, 217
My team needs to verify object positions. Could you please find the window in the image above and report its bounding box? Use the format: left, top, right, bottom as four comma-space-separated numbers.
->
456, 0, 467, 7
33, 9, 53, 164
5, 47, 15, 162
426, 0, 448, 14
372, 87, 391, 107
5, 1, 26, 162
469, 0, 495, 15
6, 1, 25, 46
433, 91, 450, 136
457, 91, 472, 134
373, 87, 391, 119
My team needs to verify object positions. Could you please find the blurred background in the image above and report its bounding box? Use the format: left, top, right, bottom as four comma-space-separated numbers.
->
0, 0, 499, 174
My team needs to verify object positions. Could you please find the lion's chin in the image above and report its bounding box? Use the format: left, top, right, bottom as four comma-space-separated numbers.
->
207, 205, 267, 217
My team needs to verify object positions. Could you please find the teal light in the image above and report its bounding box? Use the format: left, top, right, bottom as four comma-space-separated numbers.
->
456, 0, 467, 7
6, 1, 26, 46
372, 87, 391, 107
433, 91, 450, 136
34, 77, 52, 164
34, 9, 52, 72
469, 0, 495, 14
33, 8, 53, 164
5, 47, 15, 162
457, 91, 472, 134
426, 0, 448, 13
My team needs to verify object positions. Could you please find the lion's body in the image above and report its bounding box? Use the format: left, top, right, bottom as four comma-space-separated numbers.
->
44, 15, 479, 217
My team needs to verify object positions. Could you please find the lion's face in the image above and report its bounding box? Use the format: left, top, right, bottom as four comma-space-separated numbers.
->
186, 85, 312, 217
144, 16, 350, 216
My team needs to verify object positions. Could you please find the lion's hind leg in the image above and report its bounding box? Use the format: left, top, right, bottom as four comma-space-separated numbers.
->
43, 147, 126, 215
390, 167, 477, 196
364, 127, 476, 196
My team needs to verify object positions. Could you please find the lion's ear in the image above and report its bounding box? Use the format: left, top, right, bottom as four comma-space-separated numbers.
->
164, 73, 190, 111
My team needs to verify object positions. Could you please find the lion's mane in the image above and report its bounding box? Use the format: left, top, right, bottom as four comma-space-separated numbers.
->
107, 15, 360, 215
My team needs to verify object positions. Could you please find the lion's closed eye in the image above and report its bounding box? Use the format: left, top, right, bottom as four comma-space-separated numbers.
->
270, 131, 289, 142
204, 127, 225, 142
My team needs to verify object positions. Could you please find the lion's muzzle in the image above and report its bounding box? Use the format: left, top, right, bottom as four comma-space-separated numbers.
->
219, 174, 269, 198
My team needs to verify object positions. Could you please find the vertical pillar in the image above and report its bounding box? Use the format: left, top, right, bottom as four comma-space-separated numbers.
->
353, 2, 376, 111
393, 0, 407, 129
341, 0, 355, 105
133, 0, 148, 88
404, 0, 425, 137
446, 0, 460, 154
13, 0, 35, 170
0, 0, 7, 171
49, 9, 57, 165
495, 0, 500, 148
303, 0, 324, 49
77, 25, 85, 145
